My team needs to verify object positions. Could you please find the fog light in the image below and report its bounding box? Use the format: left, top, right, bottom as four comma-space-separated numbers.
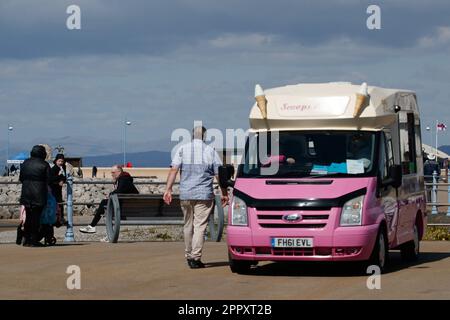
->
345, 247, 360, 255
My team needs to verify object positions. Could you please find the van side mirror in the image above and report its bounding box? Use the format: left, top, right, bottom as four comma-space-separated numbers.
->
390, 164, 402, 188
218, 165, 235, 188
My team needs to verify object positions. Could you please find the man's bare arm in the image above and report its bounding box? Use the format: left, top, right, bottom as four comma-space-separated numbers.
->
215, 175, 229, 207
166, 167, 179, 190
163, 167, 179, 204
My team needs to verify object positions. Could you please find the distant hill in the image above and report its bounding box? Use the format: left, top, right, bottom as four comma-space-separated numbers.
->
83, 150, 171, 167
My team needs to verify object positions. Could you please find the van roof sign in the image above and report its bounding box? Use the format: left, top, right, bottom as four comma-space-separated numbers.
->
249, 82, 418, 131
276, 96, 350, 117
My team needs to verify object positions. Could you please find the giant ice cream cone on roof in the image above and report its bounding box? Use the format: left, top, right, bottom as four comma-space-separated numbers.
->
354, 82, 369, 117
255, 84, 268, 119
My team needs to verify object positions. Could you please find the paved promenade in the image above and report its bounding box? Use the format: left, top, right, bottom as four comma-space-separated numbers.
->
1, 241, 449, 299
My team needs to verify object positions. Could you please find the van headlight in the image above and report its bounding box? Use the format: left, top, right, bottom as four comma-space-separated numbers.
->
231, 196, 248, 226
340, 195, 364, 226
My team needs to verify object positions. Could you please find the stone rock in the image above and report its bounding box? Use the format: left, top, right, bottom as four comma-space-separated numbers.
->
0, 207, 12, 219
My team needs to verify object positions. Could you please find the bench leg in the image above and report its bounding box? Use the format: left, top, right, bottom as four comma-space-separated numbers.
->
106, 195, 121, 243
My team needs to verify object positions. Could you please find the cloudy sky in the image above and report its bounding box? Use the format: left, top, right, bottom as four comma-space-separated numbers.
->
1, 0, 450, 159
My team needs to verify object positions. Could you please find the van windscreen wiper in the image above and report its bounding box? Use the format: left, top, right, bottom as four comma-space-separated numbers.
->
308, 172, 372, 178
273, 170, 313, 178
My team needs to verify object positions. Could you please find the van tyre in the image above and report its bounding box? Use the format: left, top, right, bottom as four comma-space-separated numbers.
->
228, 252, 252, 274
367, 226, 388, 273
400, 224, 420, 261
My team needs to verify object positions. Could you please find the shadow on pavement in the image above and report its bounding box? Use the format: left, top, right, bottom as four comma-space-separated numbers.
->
248, 261, 366, 277
205, 261, 229, 268
386, 251, 450, 273
238, 250, 450, 277
51, 243, 88, 247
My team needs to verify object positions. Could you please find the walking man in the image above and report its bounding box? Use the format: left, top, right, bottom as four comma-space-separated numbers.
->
164, 126, 228, 269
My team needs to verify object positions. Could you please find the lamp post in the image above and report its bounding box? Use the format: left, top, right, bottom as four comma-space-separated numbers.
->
6, 125, 13, 175
123, 120, 132, 166
435, 120, 439, 159
426, 126, 431, 155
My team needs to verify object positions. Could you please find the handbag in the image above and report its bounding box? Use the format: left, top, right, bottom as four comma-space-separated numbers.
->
16, 206, 26, 245
16, 224, 24, 245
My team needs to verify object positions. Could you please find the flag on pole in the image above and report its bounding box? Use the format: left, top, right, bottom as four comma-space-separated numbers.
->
437, 123, 447, 131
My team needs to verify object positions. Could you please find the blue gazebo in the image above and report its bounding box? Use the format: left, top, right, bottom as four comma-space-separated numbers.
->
7, 152, 28, 164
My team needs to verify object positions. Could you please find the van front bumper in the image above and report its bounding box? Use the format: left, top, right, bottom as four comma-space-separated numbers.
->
227, 223, 379, 262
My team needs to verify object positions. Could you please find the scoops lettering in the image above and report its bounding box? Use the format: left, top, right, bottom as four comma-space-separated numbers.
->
281, 103, 317, 112
276, 96, 350, 117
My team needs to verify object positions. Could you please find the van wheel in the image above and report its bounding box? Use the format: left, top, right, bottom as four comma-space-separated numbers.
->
400, 224, 420, 261
228, 252, 252, 274
366, 227, 388, 273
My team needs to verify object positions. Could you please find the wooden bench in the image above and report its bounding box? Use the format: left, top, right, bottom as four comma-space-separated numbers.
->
105, 193, 225, 243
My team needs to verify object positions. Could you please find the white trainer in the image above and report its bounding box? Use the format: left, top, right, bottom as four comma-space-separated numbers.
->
100, 236, 109, 243
79, 225, 96, 233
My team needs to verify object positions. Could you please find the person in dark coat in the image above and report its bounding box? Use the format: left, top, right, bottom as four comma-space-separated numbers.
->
424, 154, 440, 183
50, 153, 67, 226
424, 153, 440, 201
79, 165, 138, 234
19, 145, 51, 247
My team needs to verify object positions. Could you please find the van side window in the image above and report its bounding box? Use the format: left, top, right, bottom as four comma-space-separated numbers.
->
379, 133, 389, 180
399, 112, 418, 175
385, 131, 394, 169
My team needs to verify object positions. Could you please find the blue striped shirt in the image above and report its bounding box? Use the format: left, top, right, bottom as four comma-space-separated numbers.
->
171, 139, 222, 200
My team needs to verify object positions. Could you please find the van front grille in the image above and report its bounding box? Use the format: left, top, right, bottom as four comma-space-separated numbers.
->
257, 214, 329, 220
256, 211, 329, 229
259, 223, 326, 229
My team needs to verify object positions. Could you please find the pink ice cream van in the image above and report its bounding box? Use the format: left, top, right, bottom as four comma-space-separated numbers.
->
218, 82, 427, 274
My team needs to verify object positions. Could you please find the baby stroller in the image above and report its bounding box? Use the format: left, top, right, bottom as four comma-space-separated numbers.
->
16, 195, 59, 246
38, 190, 58, 246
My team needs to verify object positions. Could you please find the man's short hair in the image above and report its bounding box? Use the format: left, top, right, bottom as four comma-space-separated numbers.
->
193, 126, 207, 140
112, 164, 124, 172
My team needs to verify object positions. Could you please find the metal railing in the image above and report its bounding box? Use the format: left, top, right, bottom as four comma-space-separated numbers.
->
424, 170, 450, 216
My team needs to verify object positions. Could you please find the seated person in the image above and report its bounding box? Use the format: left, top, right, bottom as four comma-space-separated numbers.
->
80, 165, 138, 234
348, 134, 372, 169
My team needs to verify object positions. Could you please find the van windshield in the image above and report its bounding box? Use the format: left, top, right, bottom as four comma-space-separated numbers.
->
239, 130, 377, 178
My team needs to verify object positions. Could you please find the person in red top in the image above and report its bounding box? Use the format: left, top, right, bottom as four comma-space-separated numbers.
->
80, 165, 138, 234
